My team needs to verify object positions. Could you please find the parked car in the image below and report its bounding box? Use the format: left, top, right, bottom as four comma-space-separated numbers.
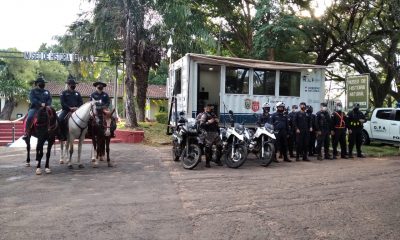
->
362, 108, 400, 145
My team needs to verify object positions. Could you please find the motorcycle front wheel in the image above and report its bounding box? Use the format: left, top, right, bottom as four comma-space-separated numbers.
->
260, 142, 275, 167
224, 143, 248, 168
171, 140, 181, 161
181, 144, 202, 169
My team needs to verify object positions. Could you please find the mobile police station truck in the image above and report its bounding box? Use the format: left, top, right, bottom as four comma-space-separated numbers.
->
167, 53, 327, 129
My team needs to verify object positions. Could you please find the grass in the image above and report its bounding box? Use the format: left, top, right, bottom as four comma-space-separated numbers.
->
362, 143, 400, 157
117, 120, 171, 146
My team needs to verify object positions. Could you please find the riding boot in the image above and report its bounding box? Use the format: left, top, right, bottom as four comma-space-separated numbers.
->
205, 160, 211, 168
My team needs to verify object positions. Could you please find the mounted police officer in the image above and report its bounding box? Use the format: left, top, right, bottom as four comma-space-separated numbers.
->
23, 76, 52, 139
256, 102, 271, 126
293, 102, 311, 161
270, 102, 291, 162
198, 104, 222, 168
347, 103, 366, 158
315, 103, 331, 160
90, 81, 110, 110
331, 103, 347, 159
287, 105, 298, 158
58, 75, 83, 141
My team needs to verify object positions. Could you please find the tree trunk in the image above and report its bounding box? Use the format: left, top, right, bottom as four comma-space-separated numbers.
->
124, 74, 138, 128
0, 97, 17, 120
133, 65, 149, 122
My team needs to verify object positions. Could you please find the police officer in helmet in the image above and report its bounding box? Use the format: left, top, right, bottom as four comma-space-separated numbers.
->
256, 102, 271, 127
346, 103, 366, 158
23, 76, 52, 139
58, 75, 83, 141
198, 104, 223, 168
287, 105, 298, 158
270, 102, 292, 162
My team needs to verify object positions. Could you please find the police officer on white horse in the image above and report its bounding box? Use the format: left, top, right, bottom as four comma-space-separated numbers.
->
59, 75, 83, 141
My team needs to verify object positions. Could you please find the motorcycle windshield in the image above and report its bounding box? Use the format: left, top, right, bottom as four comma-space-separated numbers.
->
264, 123, 274, 131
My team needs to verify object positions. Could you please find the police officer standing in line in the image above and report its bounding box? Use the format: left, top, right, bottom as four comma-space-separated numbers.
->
23, 76, 52, 139
306, 105, 317, 156
315, 103, 331, 160
270, 102, 292, 162
256, 102, 271, 126
59, 75, 83, 141
287, 105, 298, 158
347, 103, 366, 158
198, 104, 223, 168
331, 103, 348, 159
294, 102, 312, 161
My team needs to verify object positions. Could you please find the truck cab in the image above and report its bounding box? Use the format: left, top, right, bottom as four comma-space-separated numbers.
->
363, 108, 400, 145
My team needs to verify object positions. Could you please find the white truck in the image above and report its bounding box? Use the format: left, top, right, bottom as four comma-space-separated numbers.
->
362, 108, 400, 145
166, 53, 327, 131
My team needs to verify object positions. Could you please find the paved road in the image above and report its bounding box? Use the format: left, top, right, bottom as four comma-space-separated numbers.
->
1, 144, 400, 240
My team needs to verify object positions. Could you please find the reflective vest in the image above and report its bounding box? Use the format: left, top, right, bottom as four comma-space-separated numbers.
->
334, 112, 345, 128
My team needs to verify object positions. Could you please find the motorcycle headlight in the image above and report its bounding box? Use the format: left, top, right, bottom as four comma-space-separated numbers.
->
234, 123, 245, 134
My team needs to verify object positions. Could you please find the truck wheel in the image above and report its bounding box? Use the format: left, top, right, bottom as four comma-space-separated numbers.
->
362, 130, 370, 145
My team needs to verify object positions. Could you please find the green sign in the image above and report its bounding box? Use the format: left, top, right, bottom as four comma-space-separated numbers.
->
346, 74, 369, 110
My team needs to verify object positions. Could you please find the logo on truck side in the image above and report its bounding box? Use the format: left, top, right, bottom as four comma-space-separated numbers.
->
252, 101, 260, 112
373, 125, 387, 132
245, 99, 251, 110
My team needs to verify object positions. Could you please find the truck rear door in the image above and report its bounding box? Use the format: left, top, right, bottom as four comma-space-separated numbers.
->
389, 110, 400, 142
371, 109, 393, 140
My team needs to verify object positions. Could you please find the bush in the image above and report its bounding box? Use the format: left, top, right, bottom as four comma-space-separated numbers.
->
155, 112, 168, 124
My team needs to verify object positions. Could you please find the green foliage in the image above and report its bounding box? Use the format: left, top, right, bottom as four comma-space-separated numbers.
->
155, 112, 168, 124
38, 61, 69, 82
0, 49, 37, 100
148, 61, 168, 85
52, 98, 62, 111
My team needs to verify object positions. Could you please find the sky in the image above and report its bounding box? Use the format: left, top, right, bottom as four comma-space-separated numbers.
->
0, 0, 93, 52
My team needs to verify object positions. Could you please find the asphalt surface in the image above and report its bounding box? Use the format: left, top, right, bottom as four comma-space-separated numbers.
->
0, 144, 399, 240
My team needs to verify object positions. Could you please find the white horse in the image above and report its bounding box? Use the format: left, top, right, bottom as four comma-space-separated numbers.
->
59, 101, 96, 169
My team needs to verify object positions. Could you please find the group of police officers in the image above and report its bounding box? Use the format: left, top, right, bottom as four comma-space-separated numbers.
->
197, 100, 366, 168
24, 75, 111, 140
257, 101, 366, 162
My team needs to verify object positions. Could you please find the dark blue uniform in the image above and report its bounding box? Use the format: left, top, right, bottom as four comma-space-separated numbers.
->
346, 110, 366, 157
59, 89, 83, 139
256, 112, 271, 127
315, 110, 331, 159
26, 88, 52, 130
270, 111, 290, 161
307, 111, 317, 156
287, 111, 296, 157
293, 111, 311, 160
90, 91, 110, 109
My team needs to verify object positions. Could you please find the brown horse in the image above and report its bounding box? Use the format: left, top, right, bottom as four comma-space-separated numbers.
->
24, 106, 58, 175
89, 108, 116, 167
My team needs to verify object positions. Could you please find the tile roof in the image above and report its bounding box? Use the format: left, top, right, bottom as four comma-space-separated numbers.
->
45, 82, 167, 99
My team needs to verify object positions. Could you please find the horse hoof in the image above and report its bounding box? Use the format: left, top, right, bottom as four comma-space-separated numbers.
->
100, 158, 104, 162
45, 168, 52, 174
25, 162, 30, 167
36, 168, 42, 175
92, 163, 98, 168
59, 160, 64, 164
108, 162, 114, 167
68, 165, 73, 169
91, 158, 96, 163
78, 164, 84, 169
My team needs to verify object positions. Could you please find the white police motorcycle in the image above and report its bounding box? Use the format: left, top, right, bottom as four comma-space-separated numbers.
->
220, 110, 248, 168
245, 120, 276, 166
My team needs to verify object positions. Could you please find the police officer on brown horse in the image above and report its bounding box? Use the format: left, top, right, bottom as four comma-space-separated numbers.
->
59, 75, 83, 141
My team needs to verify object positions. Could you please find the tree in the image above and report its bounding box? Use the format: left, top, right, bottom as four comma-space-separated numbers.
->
0, 50, 37, 120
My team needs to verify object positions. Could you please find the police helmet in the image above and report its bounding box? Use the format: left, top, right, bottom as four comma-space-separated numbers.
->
276, 102, 285, 108
262, 102, 270, 108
